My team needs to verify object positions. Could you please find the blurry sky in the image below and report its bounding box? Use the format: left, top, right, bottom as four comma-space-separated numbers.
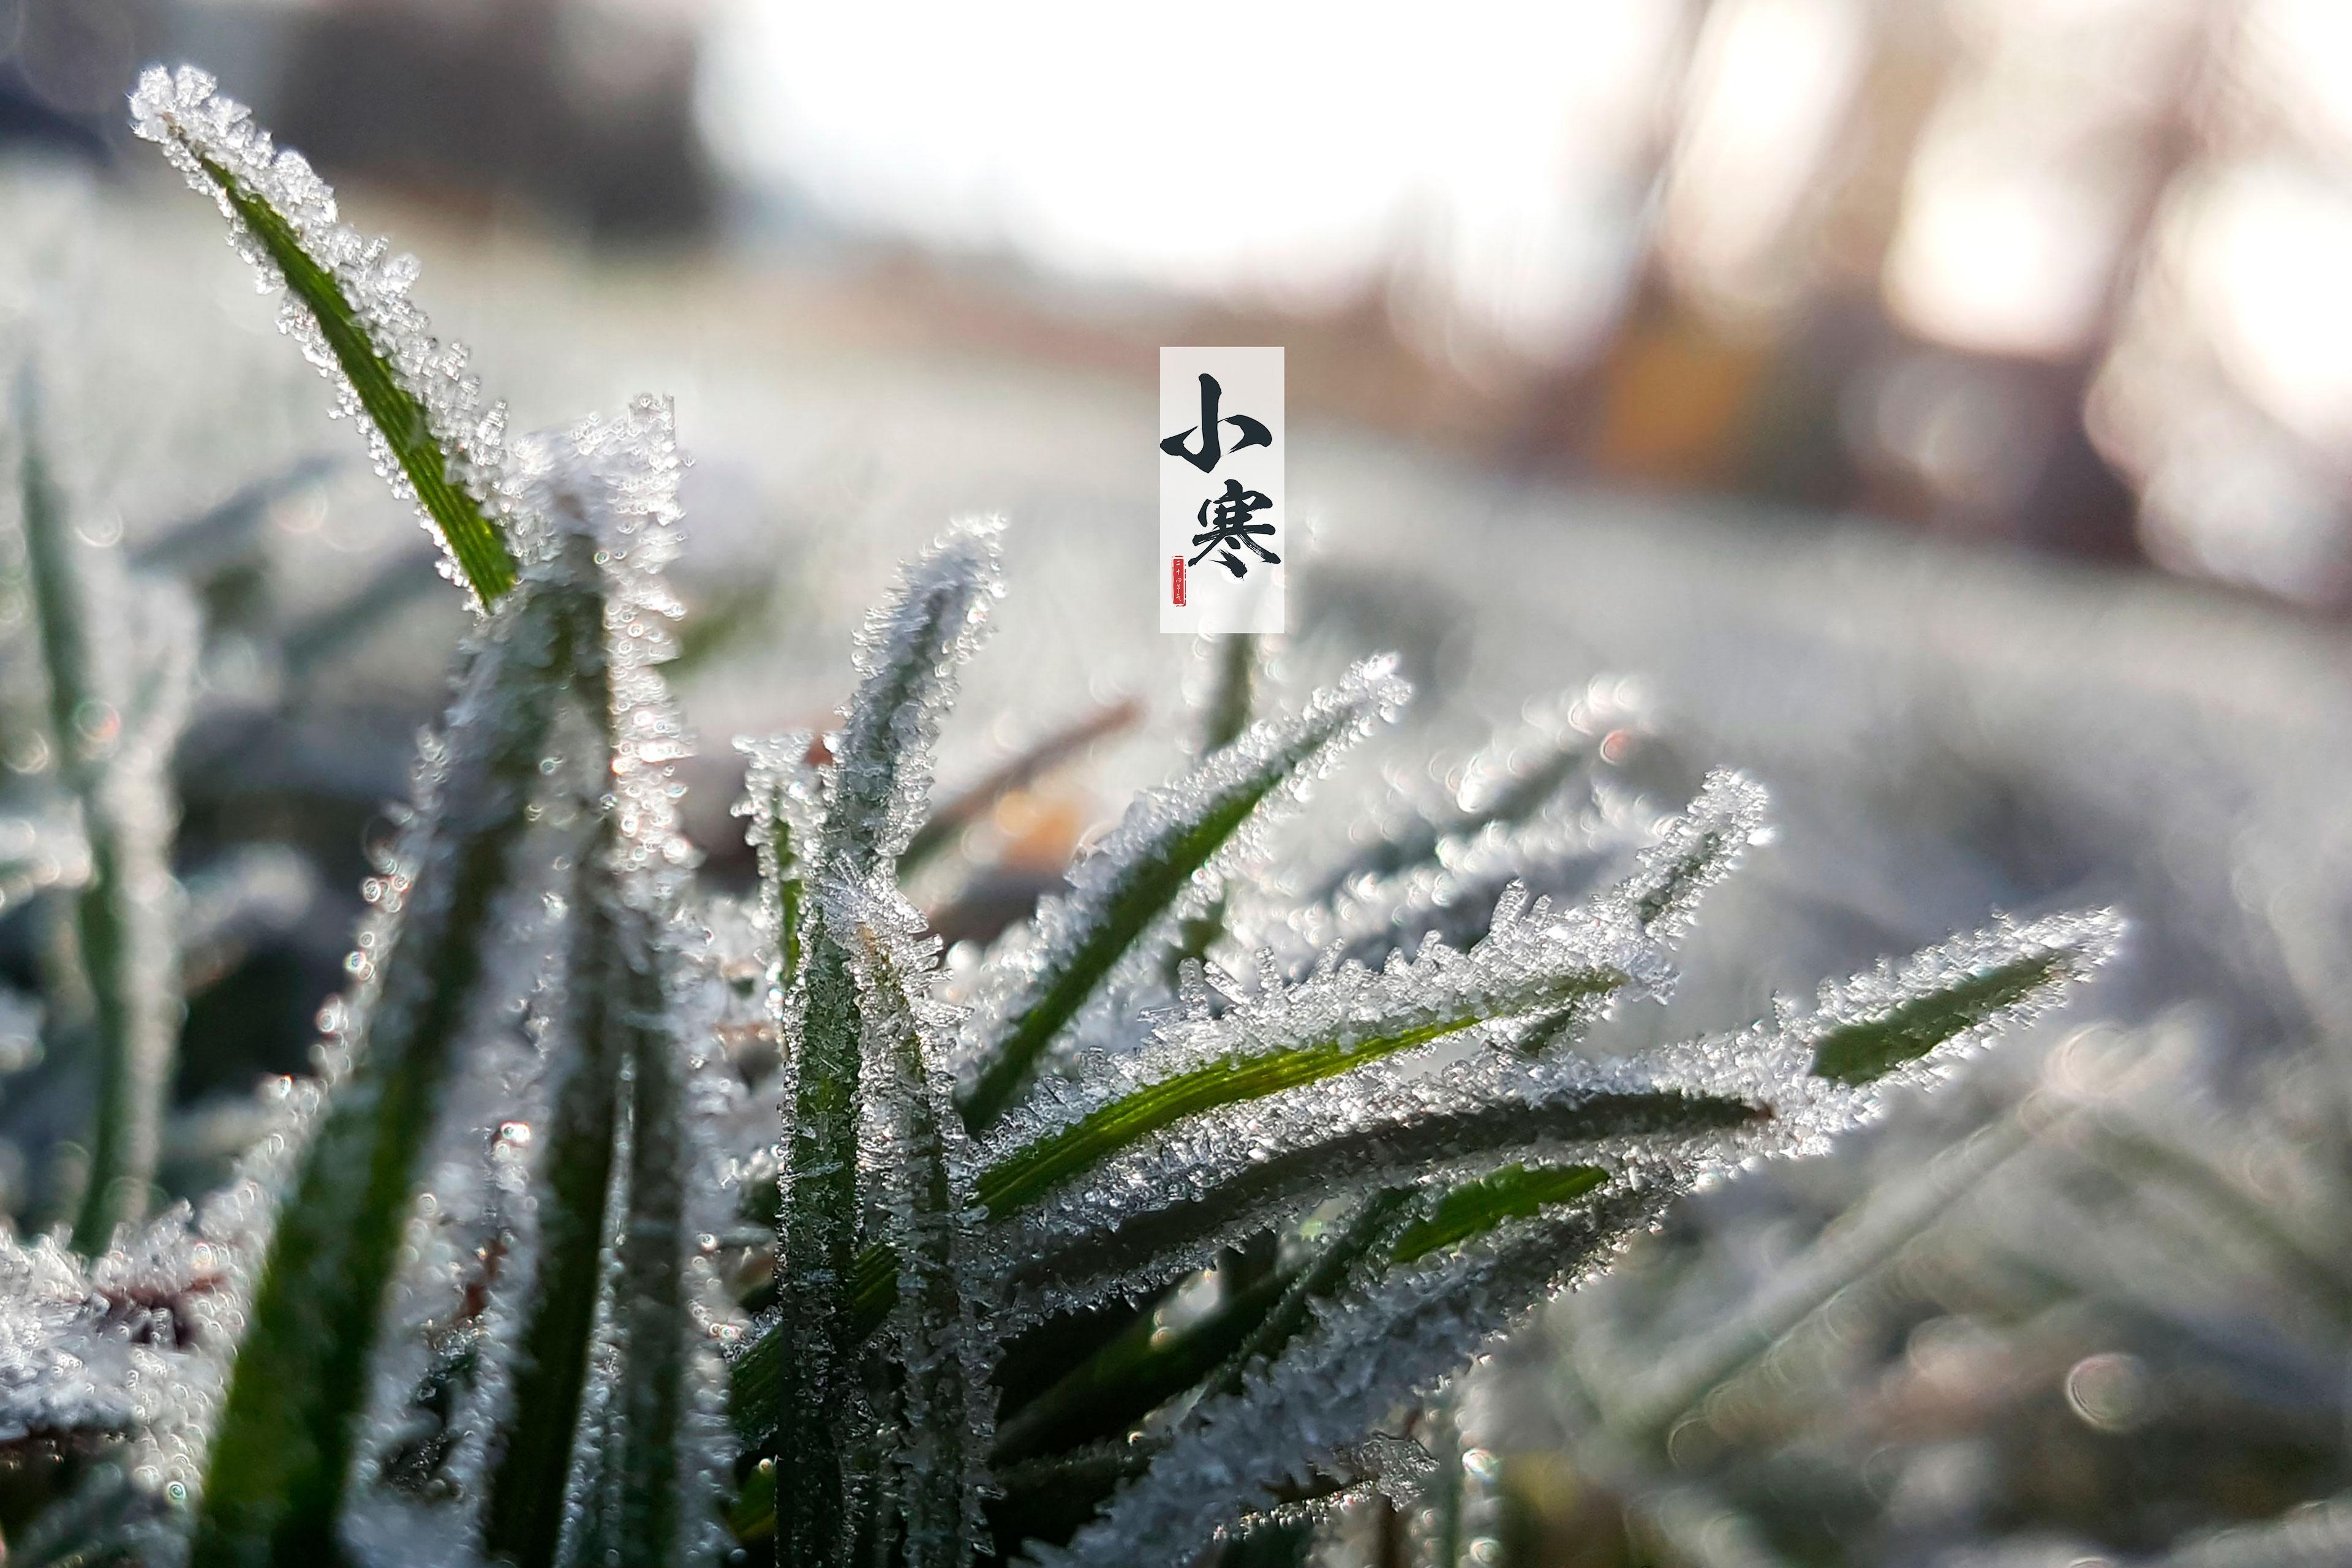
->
700, 2, 1681, 360
8, 0, 2352, 603
694, 0, 2352, 605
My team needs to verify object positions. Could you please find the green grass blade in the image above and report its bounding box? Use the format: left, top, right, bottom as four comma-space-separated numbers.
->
990, 1264, 1298, 1466
975, 912, 1645, 1217
769, 522, 1000, 1568
979, 1016, 1472, 1217
840, 902, 986, 1568
1805, 911, 2120, 1086
479, 843, 627, 1568
131, 68, 516, 606
1199, 1191, 1417, 1406
739, 733, 824, 1009
189, 575, 585, 1566
1811, 954, 2065, 1084
719, 888, 1665, 1413
958, 657, 1411, 1133
1388, 1164, 1606, 1264
1007, 1088, 1755, 1311
609, 908, 696, 1566
12, 369, 188, 1254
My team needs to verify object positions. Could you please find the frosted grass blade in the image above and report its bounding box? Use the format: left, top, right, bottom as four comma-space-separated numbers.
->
11, 371, 191, 1254
975, 889, 1658, 1217
1006, 1085, 1751, 1317
608, 908, 698, 1566
478, 843, 626, 1568
1020, 1167, 1600, 1485
1512, 770, 1763, 1055
1386, 1163, 1608, 1265
1619, 770, 1768, 941
1027, 1186, 1671, 1568
989, 1264, 1302, 1466
734, 887, 1665, 1397
772, 520, 1000, 1568
1801, 911, 2120, 1087
738, 732, 826, 1008
958, 657, 1412, 1133
189, 570, 589, 1566
836, 887, 990, 1568
131, 67, 518, 606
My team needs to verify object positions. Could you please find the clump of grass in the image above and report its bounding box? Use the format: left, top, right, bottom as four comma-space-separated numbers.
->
0, 66, 2119, 1568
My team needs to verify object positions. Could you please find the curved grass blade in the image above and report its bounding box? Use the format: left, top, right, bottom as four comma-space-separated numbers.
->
958, 657, 1412, 1133
130, 68, 517, 606
1387, 1163, 1605, 1265
976, 888, 1657, 1217
189, 571, 589, 1566
771, 519, 1000, 1568
1005, 1085, 1752, 1318
12, 370, 190, 1254
1804, 911, 2120, 1086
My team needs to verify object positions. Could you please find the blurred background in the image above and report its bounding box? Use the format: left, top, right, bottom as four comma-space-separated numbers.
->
10, 1, 2352, 1564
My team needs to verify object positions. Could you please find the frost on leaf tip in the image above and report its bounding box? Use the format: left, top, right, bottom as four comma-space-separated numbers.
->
1615, 767, 1768, 941
824, 516, 1006, 875
1800, 908, 2124, 1088
513, 398, 698, 907
129, 64, 517, 606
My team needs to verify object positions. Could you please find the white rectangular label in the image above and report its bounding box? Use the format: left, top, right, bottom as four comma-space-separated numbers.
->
1160, 346, 1283, 634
